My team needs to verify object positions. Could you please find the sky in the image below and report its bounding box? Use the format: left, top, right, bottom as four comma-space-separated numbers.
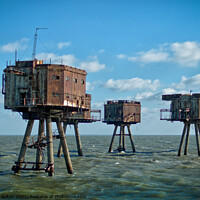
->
0, 0, 200, 135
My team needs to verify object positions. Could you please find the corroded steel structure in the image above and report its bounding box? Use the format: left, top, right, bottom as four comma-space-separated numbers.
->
3, 60, 90, 117
104, 100, 141, 152
161, 93, 200, 156
2, 60, 100, 176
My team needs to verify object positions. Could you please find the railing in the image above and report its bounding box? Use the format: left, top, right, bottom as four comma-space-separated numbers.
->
160, 108, 191, 121
16, 97, 37, 107
160, 109, 172, 120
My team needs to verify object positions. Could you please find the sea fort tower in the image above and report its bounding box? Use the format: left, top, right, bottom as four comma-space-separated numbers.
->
160, 93, 200, 156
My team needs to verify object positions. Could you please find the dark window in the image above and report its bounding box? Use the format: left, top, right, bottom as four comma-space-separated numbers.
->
53, 75, 59, 80
81, 79, 85, 84
74, 78, 77, 83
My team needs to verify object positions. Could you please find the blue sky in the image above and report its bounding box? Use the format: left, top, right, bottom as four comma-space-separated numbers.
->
1, 0, 200, 135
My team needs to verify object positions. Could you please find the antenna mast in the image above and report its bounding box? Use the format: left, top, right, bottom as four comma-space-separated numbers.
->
32, 28, 47, 60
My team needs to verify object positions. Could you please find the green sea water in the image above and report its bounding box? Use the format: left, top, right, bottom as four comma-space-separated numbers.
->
0, 135, 200, 199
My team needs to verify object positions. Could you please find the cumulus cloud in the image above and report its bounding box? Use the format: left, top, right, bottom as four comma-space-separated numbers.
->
0, 38, 29, 53
162, 88, 177, 94
103, 77, 160, 92
135, 91, 160, 101
36, 52, 76, 66
116, 54, 127, 59
86, 82, 95, 91
128, 49, 169, 63
135, 88, 185, 101
79, 56, 105, 72
118, 41, 200, 67
92, 102, 104, 109
171, 41, 200, 67
172, 74, 200, 90
36, 53, 105, 73
57, 42, 71, 49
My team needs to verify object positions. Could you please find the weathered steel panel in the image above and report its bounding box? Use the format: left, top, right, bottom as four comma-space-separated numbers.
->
104, 100, 141, 124
161, 93, 200, 121
3, 60, 90, 116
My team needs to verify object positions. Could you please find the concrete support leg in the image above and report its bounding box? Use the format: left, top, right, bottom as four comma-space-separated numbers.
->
178, 123, 187, 156
184, 123, 190, 155
46, 117, 54, 177
15, 120, 34, 172
194, 122, 200, 156
119, 125, 123, 151
74, 121, 83, 156
108, 125, 118, 152
36, 119, 45, 169
127, 125, 136, 153
57, 122, 67, 157
56, 119, 73, 174
122, 125, 125, 151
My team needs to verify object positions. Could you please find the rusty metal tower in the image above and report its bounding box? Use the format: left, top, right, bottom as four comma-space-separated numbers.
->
2, 60, 100, 176
103, 100, 141, 153
160, 93, 200, 156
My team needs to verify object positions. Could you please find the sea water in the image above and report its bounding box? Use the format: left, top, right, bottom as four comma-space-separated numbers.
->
0, 135, 200, 199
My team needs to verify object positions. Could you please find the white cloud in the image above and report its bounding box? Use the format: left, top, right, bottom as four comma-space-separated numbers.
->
0, 38, 29, 53
103, 77, 160, 92
161, 88, 177, 94
128, 49, 169, 63
120, 41, 200, 67
116, 54, 127, 59
142, 107, 159, 120
79, 57, 105, 72
134, 88, 185, 101
86, 82, 95, 91
36, 53, 105, 72
36, 52, 76, 66
135, 91, 159, 101
172, 74, 200, 90
171, 41, 200, 67
57, 42, 71, 49
91, 102, 104, 109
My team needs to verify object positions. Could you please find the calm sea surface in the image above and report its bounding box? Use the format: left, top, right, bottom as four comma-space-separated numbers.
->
0, 135, 200, 199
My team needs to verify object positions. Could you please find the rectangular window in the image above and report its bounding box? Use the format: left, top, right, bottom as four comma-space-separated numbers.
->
81, 79, 85, 84
66, 76, 69, 81
53, 75, 59, 80
74, 78, 77, 83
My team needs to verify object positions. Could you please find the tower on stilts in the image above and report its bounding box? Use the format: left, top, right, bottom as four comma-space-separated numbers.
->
2, 59, 100, 176
103, 100, 141, 153
160, 93, 200, 156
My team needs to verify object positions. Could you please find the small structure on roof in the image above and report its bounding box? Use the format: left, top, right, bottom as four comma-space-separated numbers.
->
2, 59, 101, 176
103, 100, 141, 153
161, 93, 200, 156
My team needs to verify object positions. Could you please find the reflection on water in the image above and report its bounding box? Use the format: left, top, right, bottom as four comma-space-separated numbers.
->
0, 135, 200, 199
